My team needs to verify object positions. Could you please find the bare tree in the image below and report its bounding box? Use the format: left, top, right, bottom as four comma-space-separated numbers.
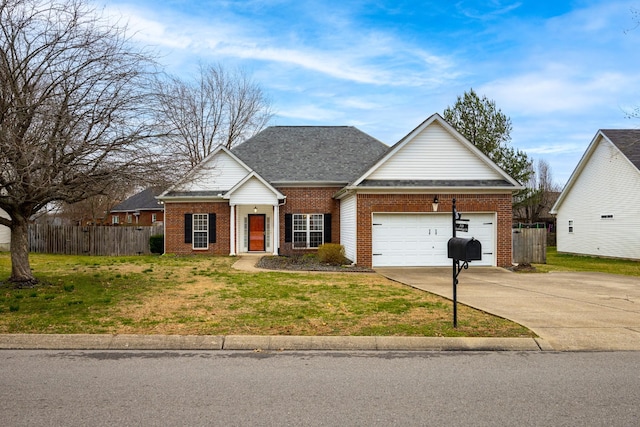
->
154, 63, 273, 168
57, 186, 135, 226
513, 159, 562, 224
0, 0, 164, 286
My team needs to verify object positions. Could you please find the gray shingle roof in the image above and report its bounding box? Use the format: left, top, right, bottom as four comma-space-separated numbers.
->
601, 129, 640, 170
111, 187, 164, 212
231, 126, 389, 184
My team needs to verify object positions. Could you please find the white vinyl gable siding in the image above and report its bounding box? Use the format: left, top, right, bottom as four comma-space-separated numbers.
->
556, 138, 640, 260
340, 194, 357, 263
367, 122, 504, 181
228, 176, 278, 206
174, 150, 250, 193
0, 208, 10, 251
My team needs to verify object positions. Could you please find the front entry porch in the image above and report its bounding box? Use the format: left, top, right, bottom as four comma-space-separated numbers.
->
229, 204, 280, 256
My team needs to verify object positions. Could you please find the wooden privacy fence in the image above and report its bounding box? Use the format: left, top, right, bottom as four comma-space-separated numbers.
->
512, 228, 546, 264
29, 224, 163, 256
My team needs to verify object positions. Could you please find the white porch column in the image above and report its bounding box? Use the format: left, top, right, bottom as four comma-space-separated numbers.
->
229, 204, 236, 256
272, 204, 279, 255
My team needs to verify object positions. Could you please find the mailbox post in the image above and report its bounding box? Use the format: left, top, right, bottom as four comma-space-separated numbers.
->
448, 198, 482, 327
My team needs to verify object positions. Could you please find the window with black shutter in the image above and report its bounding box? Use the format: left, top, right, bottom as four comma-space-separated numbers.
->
284, 213, 292, 243
324, 213, 332, 243
208, 213, 217, 243
184, 213, 193, 244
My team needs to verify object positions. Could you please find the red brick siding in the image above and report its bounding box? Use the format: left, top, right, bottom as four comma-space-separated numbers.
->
164, 202, 230, 255
355, 193, 513, 268
276, 187, 341, 256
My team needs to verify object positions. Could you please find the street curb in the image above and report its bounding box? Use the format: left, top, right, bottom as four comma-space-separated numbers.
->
0, 334, 549, 351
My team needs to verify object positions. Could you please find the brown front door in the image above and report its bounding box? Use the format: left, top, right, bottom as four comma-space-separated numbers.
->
248, 214, 266, 251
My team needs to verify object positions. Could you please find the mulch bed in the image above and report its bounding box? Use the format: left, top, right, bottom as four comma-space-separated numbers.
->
257, 255, 373, 272
509, 263, 537, 272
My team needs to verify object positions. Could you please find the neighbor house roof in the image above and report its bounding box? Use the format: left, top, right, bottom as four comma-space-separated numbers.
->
600, 129, 640, 170
231, 126, 389, 184
111, 187, 164, 212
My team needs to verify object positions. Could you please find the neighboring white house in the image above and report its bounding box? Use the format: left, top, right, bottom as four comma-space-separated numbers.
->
550, 129, 640, 260
0, 208, 9, 251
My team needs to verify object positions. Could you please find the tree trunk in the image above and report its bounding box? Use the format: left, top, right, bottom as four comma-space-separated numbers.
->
9, 216, 37, 287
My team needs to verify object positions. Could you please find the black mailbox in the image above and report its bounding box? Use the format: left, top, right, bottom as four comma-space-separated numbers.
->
447, 237, 482, 262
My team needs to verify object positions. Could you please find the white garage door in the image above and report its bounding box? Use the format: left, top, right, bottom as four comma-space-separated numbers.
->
372, 213, 495, 267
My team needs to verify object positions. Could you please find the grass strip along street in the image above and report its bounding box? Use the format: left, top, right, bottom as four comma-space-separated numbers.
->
0, 253, 533, 337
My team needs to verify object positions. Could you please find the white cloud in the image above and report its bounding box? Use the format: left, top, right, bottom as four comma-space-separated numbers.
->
525, 144, 584, 155
455, 1, 522, 20
337, 98, 383, 111
103, 1, 458, 88
276, 104, 341, 122
480, 67, 636, 116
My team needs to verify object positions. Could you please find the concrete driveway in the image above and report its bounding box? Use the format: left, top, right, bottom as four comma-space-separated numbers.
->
377, 267, 640, 351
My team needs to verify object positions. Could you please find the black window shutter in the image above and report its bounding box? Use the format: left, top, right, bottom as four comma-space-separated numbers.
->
208, 213, 216, 243
284, 214, 292, 243
184, 214, 193, 244
324, 213, 332, 243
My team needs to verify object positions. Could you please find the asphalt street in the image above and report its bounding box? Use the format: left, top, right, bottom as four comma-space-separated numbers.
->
1, 350, 639, 426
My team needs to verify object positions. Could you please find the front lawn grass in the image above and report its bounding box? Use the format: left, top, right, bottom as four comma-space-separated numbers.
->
0, 253, 533, 337
533, 247, 640, 277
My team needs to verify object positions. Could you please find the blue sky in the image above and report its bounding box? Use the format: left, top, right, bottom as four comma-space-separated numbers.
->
103, 0, 640, 185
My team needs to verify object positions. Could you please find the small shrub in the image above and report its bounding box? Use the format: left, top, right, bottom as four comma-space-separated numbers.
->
317, 243, 347, 265
149, 234, 164, 254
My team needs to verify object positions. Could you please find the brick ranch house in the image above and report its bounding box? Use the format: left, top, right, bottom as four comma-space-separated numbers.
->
110, 187, 165, 226
157, 113, 522, 268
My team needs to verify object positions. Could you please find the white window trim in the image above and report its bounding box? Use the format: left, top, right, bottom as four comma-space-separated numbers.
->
568, 220, 574, 234
293, 213, 324, 249
112, 215, 119, 224
193, 213, 209, 250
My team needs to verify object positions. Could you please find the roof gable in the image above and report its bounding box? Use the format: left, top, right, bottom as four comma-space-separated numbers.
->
159, 145, 252, 198
551, 129, 640, 214
351, 113, 520, 189
224, 172, 285, 205
231, 126, 388, 184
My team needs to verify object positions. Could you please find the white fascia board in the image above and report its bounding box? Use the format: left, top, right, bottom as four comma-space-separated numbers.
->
159, 196, 226, 203
270, 181, 347, 187
333, 187, 354, 199
349, 187, 516, 195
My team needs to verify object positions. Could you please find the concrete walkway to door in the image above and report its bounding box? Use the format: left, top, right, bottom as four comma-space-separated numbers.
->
377, 267, 640, 351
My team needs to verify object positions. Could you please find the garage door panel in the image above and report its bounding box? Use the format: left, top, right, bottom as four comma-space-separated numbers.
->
372, 213, 495, 267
